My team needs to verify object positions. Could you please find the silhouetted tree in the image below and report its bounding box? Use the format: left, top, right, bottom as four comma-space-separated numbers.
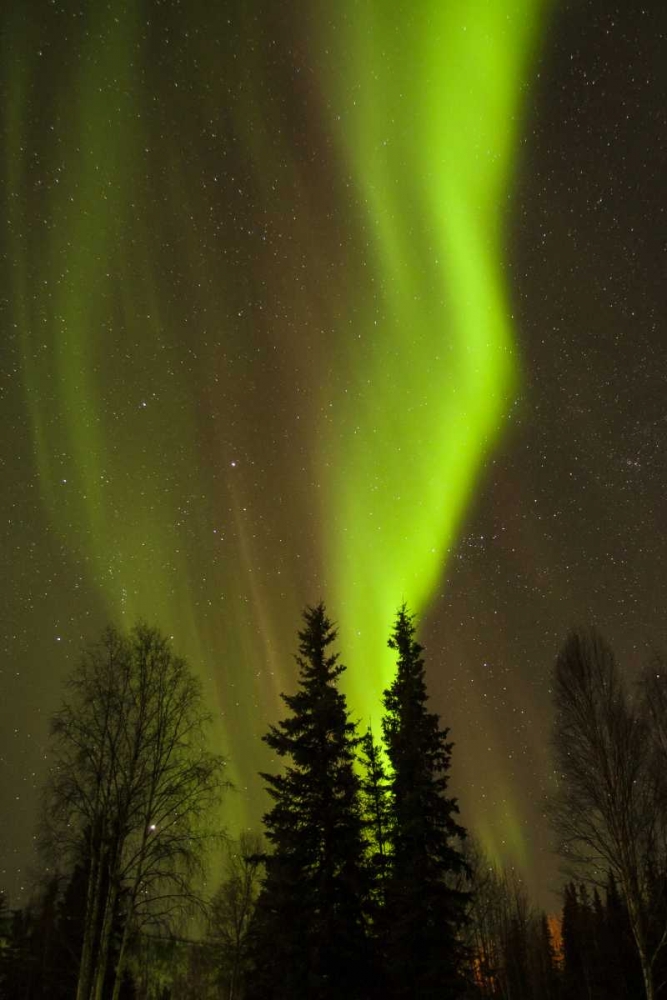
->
639, 659, 667, 990
549, 627, 666, 1000
54, 862, 89, 997
559, 876, 647, 1000
561, 882, 594, 1000
462, 842, 557, 1000
359, 726, 392, 895
603, 872, 643, 998
502, 885, 530, 1000
0, 891, 8, 936
0, 876, 84, 1000
381, 605, 469, 999
208, 832, 264, 999
526, 912, 558, 1000
247, 603, 369, 1000
358, 726, 393, 993
42, 623, 227, 1000
0, 906, 33, 1000
460, 840, 503, 997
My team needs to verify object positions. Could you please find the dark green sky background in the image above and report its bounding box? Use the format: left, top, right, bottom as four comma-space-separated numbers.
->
2, 0, 666, 911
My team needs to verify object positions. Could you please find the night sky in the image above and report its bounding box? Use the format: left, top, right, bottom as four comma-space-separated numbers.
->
2, 0, 666, 912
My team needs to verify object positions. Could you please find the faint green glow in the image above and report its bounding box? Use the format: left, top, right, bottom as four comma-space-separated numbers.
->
477, 798, 530, 872
3, 2, 237, 815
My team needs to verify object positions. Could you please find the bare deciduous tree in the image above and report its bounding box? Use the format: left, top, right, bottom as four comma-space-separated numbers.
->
462, 840, 557, 1000
549, 627, 666, 1000
208, 832, 264, 1000
43, 623, 228, 1000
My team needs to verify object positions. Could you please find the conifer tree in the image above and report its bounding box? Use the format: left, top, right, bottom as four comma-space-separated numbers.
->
358, 726, 393, 996
381, 605, 469, 999
359, 726, 392, 892
561, 883, 589, 1000
248, 603, 369, 1000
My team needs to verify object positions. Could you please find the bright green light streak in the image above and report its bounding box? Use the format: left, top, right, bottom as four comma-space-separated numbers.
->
325, 0, 545, 806
322, 1, 547, 865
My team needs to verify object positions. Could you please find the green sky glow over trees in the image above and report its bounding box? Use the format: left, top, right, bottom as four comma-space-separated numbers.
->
5, 0, 546, 868
5, 0, 664, 912
326, 3, 545, 778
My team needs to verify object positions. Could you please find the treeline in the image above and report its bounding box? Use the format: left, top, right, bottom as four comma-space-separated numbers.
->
1, 614, 666, 999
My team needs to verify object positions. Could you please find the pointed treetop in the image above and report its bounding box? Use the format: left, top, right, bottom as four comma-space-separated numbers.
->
293, 601, 344, 685
384, 604, 431, 722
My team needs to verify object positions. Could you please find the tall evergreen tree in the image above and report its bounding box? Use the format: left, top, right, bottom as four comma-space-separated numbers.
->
381, 605, 469, 999
359, 726, 392, 894
248, 603, 369, 1000
358, 726, 393, 997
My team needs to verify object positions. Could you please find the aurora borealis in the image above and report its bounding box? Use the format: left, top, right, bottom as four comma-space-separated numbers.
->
325, 0, 543, 714
2, 0, 667, 911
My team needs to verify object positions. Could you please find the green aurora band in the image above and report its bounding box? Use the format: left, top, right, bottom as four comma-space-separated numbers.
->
4, 0, 546, 869
324, 1, 546, 868
326, 5, 544, 709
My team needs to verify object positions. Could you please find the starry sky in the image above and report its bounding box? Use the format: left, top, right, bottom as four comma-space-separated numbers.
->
2, 0, 666, 911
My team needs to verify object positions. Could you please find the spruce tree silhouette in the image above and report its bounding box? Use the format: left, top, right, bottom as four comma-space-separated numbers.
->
248, 603, 369, 1000
381, 605, 469, 1000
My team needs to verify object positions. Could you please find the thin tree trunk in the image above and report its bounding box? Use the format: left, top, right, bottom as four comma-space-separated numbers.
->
76, 844, 103, 1000
109, 827, 149, 1000
635, 940, 655, 1000
626, 894, 654, 1000
110, 912, 132, 1000
637, 940, 654, 1000
91, 875, 119, 1000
